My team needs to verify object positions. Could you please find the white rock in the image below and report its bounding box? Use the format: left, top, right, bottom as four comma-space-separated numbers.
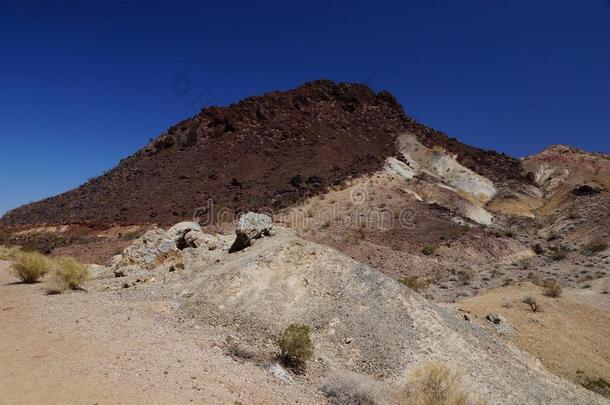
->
267, 363, 293, 384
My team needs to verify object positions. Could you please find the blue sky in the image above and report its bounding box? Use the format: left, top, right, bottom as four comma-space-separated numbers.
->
1, 1, 609, 216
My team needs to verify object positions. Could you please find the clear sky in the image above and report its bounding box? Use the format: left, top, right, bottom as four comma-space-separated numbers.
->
1, 1, 609, 216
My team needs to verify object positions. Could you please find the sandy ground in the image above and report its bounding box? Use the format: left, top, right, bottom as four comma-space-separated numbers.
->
0, 260, 320, 405
449, 281, 610, 388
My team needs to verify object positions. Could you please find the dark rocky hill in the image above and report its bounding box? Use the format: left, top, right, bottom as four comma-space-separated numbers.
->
0, 80, 525, 227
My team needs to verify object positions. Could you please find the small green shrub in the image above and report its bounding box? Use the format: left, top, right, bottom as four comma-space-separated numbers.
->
504, 228, 514, 238
54, 256, 90, 290
10, 251, 51, 283
421, 245, 435, 256
277, 323, 314, 371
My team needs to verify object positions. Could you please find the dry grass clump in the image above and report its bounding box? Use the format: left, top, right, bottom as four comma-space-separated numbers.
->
10, 251, 52, 283
224, 336, 260, 362
277, 323, 314, 372
52, 256, 90, 291
458, 268, 474, 286
526, 271, 540, 285
0, 244, 22, 261
399, 276, 430, 293
542, 279, 562, 298
522, 295, 540, 312
396, 361, 483, 405
322, 371, 385, 405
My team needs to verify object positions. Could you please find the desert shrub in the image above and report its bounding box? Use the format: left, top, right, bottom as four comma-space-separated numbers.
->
532, 243, 544, 255
504, 228, 514, 238
542, 279, 562, 298
522, 296, 539, 312
277, 323, 314, 371
397, 361, 481, 405
225, 336, 257, 361
0, 245, 22, 261
582, 240, 608, 256
10, 251, 51, 283
399, 276, 430, 293
548, 246, 567, 261
458, 268, 473, 286
526, 271, 540, 284
54, 256, 90, 290
421, 244, 435, 256
322, 372, 385, 405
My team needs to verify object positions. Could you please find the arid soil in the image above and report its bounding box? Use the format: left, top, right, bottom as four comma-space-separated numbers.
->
450, 281, 610, 397
0, 260, 321, 405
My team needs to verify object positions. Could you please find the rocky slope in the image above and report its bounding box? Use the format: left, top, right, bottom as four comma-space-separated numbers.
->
0, 80, 527, 228
85, 221, 605, 404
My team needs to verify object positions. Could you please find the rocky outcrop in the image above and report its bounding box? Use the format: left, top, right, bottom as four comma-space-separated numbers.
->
229, 212, 273, 253
112, 221, 226, 276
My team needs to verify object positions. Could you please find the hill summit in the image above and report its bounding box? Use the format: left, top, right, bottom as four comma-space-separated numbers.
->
0, 80, 522, 227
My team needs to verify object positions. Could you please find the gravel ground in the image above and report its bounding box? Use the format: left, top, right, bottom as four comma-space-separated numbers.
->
0, 260, 322, 405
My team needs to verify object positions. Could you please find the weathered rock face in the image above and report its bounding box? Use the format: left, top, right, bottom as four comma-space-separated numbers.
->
112, 221, 225, 276
229, 212, 274, 253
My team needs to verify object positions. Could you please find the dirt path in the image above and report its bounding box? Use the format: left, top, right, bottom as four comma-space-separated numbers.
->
0, 260, 318, 405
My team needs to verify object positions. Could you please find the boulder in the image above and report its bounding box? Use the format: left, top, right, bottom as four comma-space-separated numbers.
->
229, 212, 273, 253
113, 222, 200, 271
267, 363, 293, 384
116, 228, 168, 269
184, 231, 220, 251
166, 222, 202, 250
486, 313, 503, 324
